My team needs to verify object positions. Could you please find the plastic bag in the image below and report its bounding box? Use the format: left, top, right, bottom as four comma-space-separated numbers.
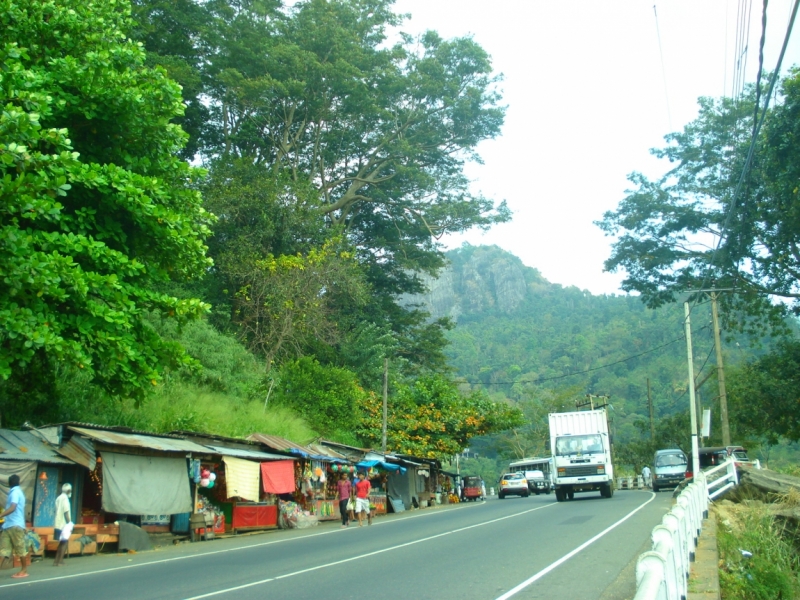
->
60, 522, 74, 541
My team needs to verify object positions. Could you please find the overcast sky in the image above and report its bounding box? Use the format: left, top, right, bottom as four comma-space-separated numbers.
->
393, 0, 800, 295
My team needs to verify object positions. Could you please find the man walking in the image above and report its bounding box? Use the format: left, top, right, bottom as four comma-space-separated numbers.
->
337, 473, 351, 528
0, 474, 29, 578
642, 465, 652, 489
354, 472, 372, 527
53, 483, 73, 566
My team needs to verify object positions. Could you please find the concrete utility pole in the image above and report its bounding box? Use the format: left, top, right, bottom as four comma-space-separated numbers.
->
381, 358, 388, 453
647, 378, 655, 439
710, 292, 731, 446
684, 302, 700, 478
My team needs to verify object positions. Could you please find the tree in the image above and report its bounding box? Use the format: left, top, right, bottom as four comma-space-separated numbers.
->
356, 374, 523, 458
727, 340, 800, 443
194, 0, 508, 372
597, 71, 800, 331
0, 0, 214, 412
271, 356, 368, 440
233, 238, 367, 367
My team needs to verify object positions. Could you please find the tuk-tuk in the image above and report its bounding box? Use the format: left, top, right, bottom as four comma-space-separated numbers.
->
462, 476, 484, 501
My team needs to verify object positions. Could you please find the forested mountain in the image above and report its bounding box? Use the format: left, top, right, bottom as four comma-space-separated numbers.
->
407, 245, 767, 444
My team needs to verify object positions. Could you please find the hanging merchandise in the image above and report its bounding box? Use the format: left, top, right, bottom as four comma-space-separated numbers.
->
200, 478, 210, 488
209, 473, 217, 482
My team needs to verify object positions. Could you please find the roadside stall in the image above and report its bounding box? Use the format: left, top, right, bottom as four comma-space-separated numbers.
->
0, 428, 80, 557
199, 444, 294, 534
35, 424, 212, 553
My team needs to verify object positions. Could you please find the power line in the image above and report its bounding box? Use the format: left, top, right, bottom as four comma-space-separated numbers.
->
459, 327, 710, 387
653, 5, 673, 131
691, 0, 799, 312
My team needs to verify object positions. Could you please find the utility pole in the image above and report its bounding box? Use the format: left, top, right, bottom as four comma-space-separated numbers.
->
647, 378, 655, 439
684, 302, 700, 478
381, 358, 388, 454
710, 292, 731, 446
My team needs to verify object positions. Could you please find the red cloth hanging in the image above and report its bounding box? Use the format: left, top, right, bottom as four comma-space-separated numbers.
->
260, 460, 296, 494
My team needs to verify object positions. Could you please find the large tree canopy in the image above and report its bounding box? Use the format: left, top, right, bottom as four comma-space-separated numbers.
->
149, 0, 510, 373
598, 70, 800, 330
0, 0, 214, 404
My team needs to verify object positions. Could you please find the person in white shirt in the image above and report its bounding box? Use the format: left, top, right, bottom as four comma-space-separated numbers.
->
53, 483, 72, 566
641, 465, 652, 489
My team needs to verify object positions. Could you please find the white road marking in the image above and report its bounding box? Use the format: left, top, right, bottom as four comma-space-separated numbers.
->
494, 492, 657, 600
0, 498, 492, 590
185, 502, 558, 599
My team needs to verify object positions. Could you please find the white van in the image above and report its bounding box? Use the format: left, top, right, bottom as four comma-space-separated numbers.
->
652, 448, 687, 492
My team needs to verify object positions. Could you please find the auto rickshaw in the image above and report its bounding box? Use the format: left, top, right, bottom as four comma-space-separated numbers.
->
462, 476, 484, 501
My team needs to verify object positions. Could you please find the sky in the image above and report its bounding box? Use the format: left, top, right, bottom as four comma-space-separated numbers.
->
393, 0, 800, 296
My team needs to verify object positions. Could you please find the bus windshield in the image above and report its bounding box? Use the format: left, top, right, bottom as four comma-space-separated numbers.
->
555, 435, 604, 456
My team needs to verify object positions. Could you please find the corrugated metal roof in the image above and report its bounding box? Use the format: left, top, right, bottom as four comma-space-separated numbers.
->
69, 427, 210, 454
56, 436, 96, 470
247, 433, 316, 456
0, 430, 74, 464
306, 443, 348, 461
204, 445, 290, 461
46, 422, 190, 439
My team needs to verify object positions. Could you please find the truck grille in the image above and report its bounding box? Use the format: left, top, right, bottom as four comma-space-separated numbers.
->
564, 465, 602, 477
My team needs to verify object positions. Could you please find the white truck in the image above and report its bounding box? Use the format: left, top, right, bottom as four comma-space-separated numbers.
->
549, 409, 614, 501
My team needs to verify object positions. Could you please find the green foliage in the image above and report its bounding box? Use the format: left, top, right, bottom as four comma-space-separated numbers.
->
727, 340, 800, 443
134, 0, 510, 376
458, 456, 506, 486
0, 0, 214, 402
271, 356, 368, 438
598, 70, 800, 333
356, 374, 524, 458
148, 316, 264, 399
718, 504, 800, 599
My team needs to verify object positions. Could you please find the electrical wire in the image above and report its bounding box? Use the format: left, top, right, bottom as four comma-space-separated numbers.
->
458, 325, 711, 387
653, 4, 673, 131
697, 0, 799, 299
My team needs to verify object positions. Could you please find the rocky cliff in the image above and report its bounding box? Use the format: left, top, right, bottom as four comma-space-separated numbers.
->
402, 245, 549, 322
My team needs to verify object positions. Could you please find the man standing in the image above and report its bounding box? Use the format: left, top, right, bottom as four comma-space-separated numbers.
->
336, 474, 351, 528
53, 483, 73, 566
642, 465, 652, 489
0, 474, 29, 578
354, 472, 372, 527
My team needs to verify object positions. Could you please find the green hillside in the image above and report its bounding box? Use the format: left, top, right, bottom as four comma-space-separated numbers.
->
412, 244, 766, 444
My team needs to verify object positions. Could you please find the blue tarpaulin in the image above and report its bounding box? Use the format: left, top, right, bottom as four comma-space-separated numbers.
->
356, 460, 407, 474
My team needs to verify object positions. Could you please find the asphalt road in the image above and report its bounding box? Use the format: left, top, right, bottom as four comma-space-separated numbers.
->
0, 490, 673, 600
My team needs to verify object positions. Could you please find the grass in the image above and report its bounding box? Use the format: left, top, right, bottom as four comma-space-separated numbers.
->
717, 500, 800, 599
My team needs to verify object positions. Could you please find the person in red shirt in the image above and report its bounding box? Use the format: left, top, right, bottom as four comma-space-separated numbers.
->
336, 473, 352, 528
354, 471, 372, 526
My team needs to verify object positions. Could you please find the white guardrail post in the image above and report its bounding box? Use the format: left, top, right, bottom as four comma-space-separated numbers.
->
633, 461, 727, 600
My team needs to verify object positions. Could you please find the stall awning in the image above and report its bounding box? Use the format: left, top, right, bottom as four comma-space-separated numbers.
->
101, 452, 192, 515
223, 456, 260, 502
205, 446, 288, 461
261, 460, 296, 494
356, 460, 407, 474
71, 427, 210, 454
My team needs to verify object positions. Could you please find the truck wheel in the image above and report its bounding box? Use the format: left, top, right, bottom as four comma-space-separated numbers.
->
555, 489, 565, 502
567, 491, 574, 500
601, 483, 614, 498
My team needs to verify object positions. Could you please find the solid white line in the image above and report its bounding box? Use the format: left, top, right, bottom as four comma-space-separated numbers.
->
0, 499, 486, 590
185, 502, 558, 599
494, 492, 657, 600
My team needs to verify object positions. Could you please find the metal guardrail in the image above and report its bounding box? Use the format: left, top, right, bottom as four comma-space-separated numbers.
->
632, 458, 736, 600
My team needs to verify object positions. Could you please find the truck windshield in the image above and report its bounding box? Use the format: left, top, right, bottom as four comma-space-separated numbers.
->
555, 435, 603, 456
